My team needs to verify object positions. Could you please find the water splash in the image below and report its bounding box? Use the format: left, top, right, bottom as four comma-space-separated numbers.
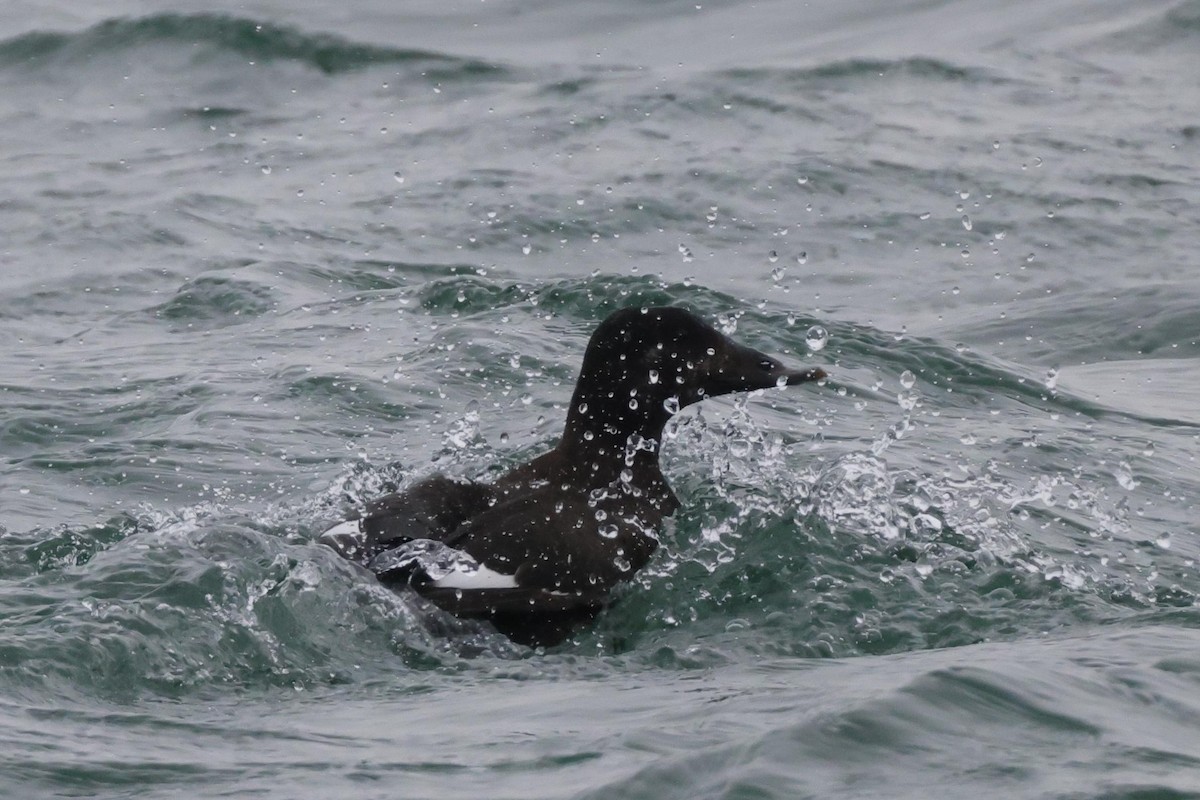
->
805, 325, 829, 352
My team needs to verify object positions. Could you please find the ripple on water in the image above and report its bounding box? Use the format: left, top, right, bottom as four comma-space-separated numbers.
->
151, 276, 277, 330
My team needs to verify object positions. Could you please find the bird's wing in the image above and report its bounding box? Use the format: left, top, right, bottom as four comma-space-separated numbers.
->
357, 474, 495, 554
443, 488, 660, 593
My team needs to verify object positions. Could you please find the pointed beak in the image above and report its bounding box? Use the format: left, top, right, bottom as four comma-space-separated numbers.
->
778, 365, 828, 386
709, 340, 827, 396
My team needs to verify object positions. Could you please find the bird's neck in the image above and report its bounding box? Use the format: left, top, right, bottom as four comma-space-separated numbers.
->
559, 387, 673, 470
491, 392, 680, 516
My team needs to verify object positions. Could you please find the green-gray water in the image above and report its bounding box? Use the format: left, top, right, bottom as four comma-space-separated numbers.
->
1, 2, 1199, 797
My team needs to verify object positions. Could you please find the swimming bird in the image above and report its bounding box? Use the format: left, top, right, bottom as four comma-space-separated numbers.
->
321, 306, 825, 645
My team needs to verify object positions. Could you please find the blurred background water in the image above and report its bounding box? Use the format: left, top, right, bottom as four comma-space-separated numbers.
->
1, 1, 1199, 797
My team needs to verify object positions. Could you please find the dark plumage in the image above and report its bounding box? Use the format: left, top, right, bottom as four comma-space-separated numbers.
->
321, 306, 826, 645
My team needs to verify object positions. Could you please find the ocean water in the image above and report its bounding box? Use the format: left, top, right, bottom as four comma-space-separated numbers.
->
1, 0, 1199, 797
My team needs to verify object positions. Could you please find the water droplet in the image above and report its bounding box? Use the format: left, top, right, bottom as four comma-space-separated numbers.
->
521, 243, 532, 255
768, 250, 779, 263
260, 165, 271, 175
899, 370, 916, 389
805, 325, 828, 352
1045, 367, 1059, 392
961, 214, 973, 231
797, 175, 809, 185
393, 171, 404, 184
771, 266, 786, 281
795, 252, 808, 265
918, 212, 931, 220
598, 523, 619, 539
1156, 533, 1172, 550
1115, 462, 1137, 491
18, 487, 30, 495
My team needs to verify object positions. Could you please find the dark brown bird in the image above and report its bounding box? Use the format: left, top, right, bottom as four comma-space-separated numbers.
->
321, 306, 826, 645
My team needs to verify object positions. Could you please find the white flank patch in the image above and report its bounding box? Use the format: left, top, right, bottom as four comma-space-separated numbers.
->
430, 563, 519, 590
322, 519, 363, 538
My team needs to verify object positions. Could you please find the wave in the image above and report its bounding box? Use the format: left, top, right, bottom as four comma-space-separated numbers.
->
1101, 0, 1200, 51
723, 57, 1004, 86
0, 13, 506, 77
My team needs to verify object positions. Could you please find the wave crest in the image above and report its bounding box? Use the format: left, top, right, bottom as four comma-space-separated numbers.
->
0, 13, 505, 76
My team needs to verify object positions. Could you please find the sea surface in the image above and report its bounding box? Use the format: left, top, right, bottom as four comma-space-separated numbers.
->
1, 1, 1198, 797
